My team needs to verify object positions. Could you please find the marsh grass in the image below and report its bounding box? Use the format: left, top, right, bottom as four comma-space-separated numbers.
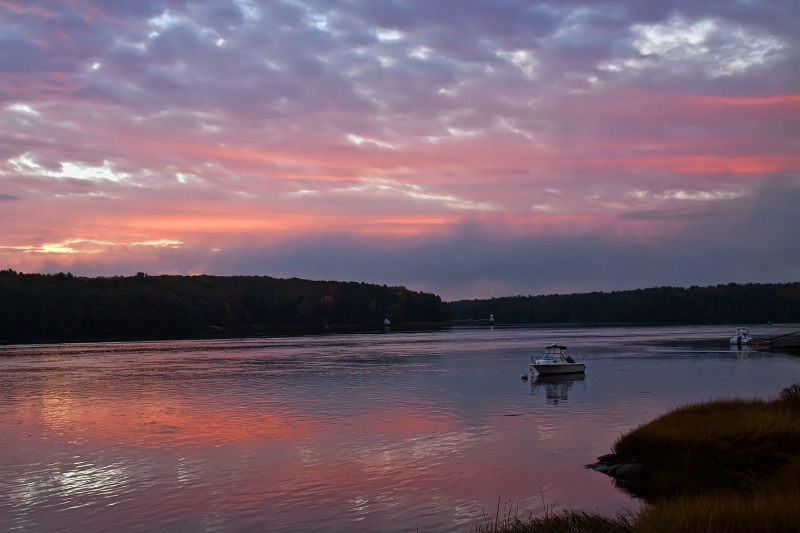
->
779, 383, 800, 403
475, 385, 800, 532
470, 510, 634, 533
611, 394, 800, 494
470, 496, 634, 533
634, 459, 800, 532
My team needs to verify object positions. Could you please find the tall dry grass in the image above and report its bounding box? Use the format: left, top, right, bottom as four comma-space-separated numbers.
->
470, 498, 635, 533
634, 457, 800, 533
470, 510, 634, 532
611, 395, 800, 493
474, 385, 800, 532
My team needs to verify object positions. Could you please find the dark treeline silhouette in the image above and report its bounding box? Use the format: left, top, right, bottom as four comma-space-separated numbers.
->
0, 270, 450, 343
3, 270, 798, 344
449, 283, 800, 325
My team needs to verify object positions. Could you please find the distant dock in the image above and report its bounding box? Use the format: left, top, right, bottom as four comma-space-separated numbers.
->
766, 329, 800, 350
449, 315, 496, 327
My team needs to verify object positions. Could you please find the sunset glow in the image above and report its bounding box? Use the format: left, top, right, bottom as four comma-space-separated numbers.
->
1, 1, 798, 299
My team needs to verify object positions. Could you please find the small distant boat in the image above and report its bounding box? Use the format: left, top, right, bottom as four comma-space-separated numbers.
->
730, 327, 753, 346
530, 344, 585, 375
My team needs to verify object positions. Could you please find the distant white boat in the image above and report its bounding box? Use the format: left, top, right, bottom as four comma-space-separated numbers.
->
530, 343, 585, 375
730, 327, 753, 346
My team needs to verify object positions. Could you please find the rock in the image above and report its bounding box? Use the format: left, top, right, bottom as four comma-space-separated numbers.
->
614, 463, 643, 479
588, 463, 615, 475
586, 457, 643, 482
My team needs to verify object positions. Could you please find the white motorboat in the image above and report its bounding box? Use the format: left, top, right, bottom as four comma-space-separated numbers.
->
530, 343, 585, 375
730, 327, 753, 346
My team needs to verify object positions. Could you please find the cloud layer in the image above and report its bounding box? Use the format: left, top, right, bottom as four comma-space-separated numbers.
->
1, 0, 798, 299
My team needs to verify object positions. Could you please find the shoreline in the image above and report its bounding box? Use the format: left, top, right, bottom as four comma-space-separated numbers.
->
476, 384, 800, 532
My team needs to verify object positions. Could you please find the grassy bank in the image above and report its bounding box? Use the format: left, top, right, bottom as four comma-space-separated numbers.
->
472, 384, 800, 532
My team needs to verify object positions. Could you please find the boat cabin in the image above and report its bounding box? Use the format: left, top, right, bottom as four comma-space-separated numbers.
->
544, 344, 567, 357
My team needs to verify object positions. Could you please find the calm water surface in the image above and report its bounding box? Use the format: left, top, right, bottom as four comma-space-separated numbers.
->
1, 324, 798, 532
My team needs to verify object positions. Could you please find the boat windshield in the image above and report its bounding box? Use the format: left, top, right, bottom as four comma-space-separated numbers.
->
544, 345, 567, 356
533, 345, 571, 364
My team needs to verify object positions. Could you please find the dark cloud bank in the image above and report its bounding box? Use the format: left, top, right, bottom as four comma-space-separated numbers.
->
55, 179, 800, 301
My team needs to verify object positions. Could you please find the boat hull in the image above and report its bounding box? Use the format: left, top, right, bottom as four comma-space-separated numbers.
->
532, 363, 586, 375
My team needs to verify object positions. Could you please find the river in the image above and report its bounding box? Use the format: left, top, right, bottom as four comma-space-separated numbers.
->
1, 324, 798, 532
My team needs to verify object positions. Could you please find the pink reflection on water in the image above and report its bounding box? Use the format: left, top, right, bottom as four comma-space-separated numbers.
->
3, 331, 731, 532
3, 385, 636, 531
26, 392, 314, 448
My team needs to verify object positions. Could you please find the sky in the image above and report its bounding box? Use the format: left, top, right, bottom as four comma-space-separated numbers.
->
1, 0, 798, 301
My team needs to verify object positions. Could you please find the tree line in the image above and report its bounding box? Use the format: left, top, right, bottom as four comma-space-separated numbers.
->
2, 271, 798, 344
0, 270, 450, 343
449, 282, 800, 325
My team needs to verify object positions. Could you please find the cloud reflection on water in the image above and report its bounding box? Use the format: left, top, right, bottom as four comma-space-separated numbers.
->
4, 326, 795, 531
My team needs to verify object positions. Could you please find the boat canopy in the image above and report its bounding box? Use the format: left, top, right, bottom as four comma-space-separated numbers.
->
545, 343, 567, 351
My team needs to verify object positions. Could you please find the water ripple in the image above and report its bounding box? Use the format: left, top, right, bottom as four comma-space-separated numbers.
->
1, 324, 797, 532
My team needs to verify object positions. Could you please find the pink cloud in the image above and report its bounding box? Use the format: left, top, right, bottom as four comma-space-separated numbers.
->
1, 1, 798, 298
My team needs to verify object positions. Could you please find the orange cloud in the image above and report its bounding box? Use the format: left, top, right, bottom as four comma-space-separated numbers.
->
583, 154, 800, 175
686, 94, 800, 107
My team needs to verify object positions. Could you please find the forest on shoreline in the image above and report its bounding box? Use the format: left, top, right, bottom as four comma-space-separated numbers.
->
450, 282, 800, 326
0, 270, 450, 343
1, 269, 798, 344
